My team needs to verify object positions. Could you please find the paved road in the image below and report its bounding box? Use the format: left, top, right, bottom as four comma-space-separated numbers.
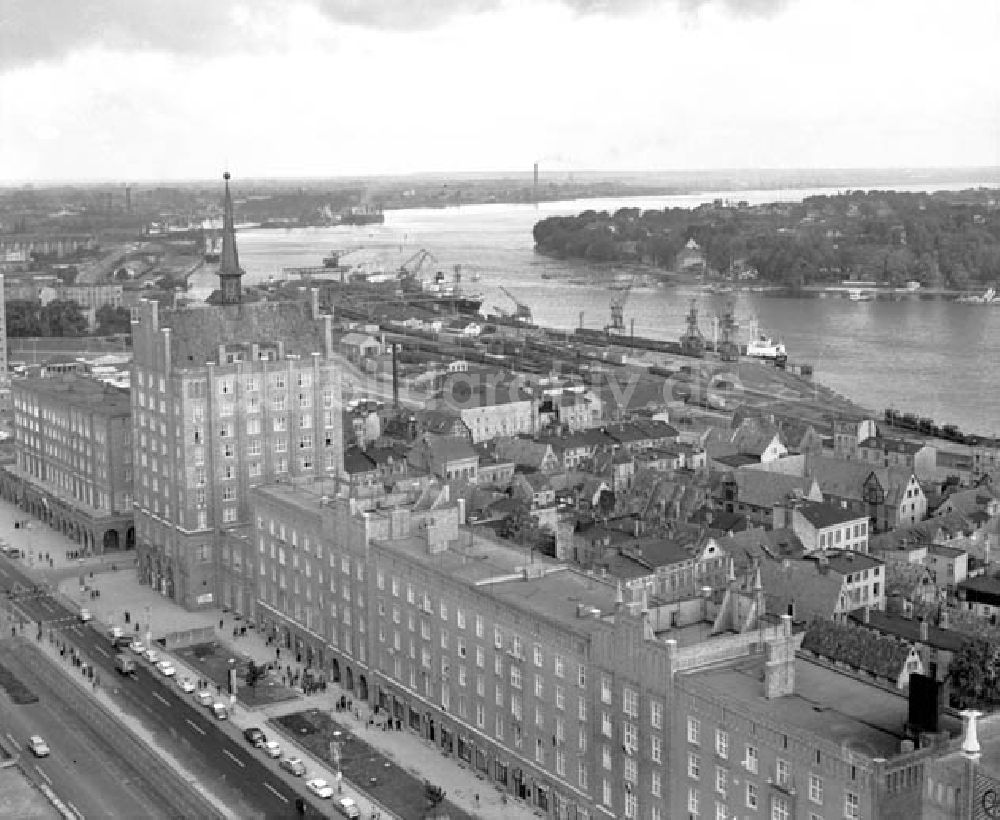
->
0, 558, 323, 820
0, 642, 186, 819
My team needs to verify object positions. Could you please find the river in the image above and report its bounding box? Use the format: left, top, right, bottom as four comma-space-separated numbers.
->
188, 182, 1000, 438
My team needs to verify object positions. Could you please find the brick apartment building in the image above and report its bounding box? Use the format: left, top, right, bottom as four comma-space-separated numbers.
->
129, 174, 344, 610
2, 375, 134, 554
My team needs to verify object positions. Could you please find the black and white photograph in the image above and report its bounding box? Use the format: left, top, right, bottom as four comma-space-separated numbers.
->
0, 1, 998, 818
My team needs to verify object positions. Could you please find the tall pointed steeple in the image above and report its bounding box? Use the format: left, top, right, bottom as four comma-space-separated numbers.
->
217, 171, 244, 305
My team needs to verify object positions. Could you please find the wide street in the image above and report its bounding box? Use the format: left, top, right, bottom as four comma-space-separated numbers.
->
0, 556, 324, 820
0, 640, 190, 819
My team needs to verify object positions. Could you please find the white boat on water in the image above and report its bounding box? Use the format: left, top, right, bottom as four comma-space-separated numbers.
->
848, 288, 875, 301
746, 335, 787, 361
956, 287, 996, 304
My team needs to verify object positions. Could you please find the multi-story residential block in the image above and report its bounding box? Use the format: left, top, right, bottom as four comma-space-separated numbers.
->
2, 375, 133, 553
778, 499, 870, 554
240, 477, 966, 820
129, 173, 344, 610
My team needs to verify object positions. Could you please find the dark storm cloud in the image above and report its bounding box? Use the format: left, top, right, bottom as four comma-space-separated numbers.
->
0, 0, 789, 71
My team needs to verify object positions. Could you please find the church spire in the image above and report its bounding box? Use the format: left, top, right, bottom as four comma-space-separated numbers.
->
217, 171, 244, 304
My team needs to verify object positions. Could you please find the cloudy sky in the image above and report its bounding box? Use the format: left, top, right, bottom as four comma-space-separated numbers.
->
1, 0, 998, 182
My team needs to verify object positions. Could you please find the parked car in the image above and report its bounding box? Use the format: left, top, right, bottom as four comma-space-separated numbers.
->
107, 626, 124, 641
128, 640, 145, 655
28, 735, 50, 758
143, 648, 159, 664
334, 796, 360, 819
243, 727, 266, 748
262, 740, 282, 759
306, 778, 334, 799
114, 635, 134, 650
196, 690, 214, 706
156, 660, 175, 677
78, 608, 93, 623
177, 676, 196, 694
211, 702, 229, 720
279, 756, 306, 777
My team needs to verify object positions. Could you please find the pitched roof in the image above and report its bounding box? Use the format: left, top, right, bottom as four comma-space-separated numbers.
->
715, 528, 804, 571
759, 558, 843, 622
846, 609, 965, 652
795, 500, 866, 529
733, 472, 818, 509
801, 619, 915, 680
343, 446, 378, 475
425, 434, 477, 464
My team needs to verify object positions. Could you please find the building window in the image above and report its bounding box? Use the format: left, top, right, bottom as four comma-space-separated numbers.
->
623, 686, 638, 718
651, 736, 662, 764
688, 788, 699, 815
650, 700, 663, 729
809, 773, 823, 804
845, 792, 859, 820
688, 716, 701, 745
776, 758, 789, 787
716, 729, 729, 759
688, 752, 700, 780
746, 782, 758, 809
716, 766, 727, 795
772, 795, 789, 820
745, 745, 758, 774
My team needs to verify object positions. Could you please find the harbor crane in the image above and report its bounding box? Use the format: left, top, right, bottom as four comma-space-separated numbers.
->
606, 275, 636, 335
714, 301, 741, 362
399, 249, 438, 280
680, 299, 706, 357
498, 285, 533, 323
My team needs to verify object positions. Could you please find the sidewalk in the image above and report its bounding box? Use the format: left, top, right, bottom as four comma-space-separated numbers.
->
0, 497, 537, 819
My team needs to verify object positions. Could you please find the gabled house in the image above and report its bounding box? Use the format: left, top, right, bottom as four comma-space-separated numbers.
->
831, 417, 879, 460
858, 435, 937, 480
847, 608, 965, 683
715, 471, 823, 529
801, 618, 923, 690
406, 434, 479, 484
778, 500, 870, 554
494, 436, 560, 474
540, 429, 614, 471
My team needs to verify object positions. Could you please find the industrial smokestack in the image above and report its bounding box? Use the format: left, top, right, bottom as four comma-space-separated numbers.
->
392, 343, 400, 409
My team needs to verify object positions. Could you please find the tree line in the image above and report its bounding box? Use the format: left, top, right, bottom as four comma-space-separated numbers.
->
532, 189, 1000, 289
5, 300, 132, 337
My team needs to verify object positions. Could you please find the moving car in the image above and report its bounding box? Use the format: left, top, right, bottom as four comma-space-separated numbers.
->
114, 635, 134, 650
243, 727, 266, 748
335, 796, 360, 818
115, 654, 137, 675
177, 676, 196, 693
211, 702, 229, 720
78, 608, 93, 623
306, 778, 334, 799
262, 740, 282, 758
28, 736, 50, 757
279, 756, 306, 777
128, 640, 145, 655
196, 690, 214, 706
156, 660, 175, 677
143, 648, 160, 664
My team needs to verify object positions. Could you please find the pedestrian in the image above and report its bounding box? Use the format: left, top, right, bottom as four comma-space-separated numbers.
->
276, 647, 281, 660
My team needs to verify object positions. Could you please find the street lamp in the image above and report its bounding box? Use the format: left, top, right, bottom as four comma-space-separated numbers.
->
144, 605, 151, 648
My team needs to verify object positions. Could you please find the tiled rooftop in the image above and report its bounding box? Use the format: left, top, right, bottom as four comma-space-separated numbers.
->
16, 375, 131, 415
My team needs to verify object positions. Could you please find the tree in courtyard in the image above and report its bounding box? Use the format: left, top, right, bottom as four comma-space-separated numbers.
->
950, 637, 1000, 707
39, 300, 87, 337
95, 305, 132, 335
244, 660, 266, 693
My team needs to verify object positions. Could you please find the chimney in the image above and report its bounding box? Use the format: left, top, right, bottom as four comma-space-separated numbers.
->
392, 343, 400, 409
938, 608, 950, 630
764, 614, 795, 699
919, 618, 929, 642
